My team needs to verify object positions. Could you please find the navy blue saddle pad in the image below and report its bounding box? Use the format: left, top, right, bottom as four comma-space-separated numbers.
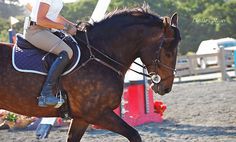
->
12, 32, 81, 76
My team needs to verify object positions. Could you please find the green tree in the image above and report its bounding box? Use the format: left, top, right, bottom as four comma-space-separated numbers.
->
61, 0, 236, 54
0, 17, 10, 42
0, 0, 235, 54
62, 0, 97, 22
0, 1, 23, 42
8, 0, 19, 4
0, 2, 23, 19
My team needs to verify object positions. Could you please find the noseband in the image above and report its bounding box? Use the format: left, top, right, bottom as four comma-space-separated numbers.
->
139, 38, 177, 84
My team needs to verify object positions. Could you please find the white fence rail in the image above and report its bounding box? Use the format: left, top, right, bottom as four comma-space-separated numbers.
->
175, 48, 235, 82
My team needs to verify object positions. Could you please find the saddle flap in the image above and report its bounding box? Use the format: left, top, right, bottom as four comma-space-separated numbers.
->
16, 34, 34, 49
12, 32, 81, 76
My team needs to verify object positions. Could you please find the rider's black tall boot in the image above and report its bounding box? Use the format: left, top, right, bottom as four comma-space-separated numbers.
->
38, 51, 70, 107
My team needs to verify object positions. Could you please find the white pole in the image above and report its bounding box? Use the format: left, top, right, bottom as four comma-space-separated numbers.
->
89, 0, 111, 23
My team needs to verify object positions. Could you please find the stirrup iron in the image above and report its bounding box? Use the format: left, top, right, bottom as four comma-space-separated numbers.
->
54, 91, 64, 108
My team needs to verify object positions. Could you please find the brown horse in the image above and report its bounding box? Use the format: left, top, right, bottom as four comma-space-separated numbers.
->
0, 7, 181, 142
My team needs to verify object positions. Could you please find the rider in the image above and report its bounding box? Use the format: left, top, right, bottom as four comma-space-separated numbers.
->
25, 0, 77, 107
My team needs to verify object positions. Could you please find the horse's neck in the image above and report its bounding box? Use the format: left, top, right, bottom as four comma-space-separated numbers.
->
87, 27, 141, 69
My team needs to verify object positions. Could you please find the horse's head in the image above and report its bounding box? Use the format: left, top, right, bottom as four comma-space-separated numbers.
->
74, 7, 180, 95
139, 13, 181, 95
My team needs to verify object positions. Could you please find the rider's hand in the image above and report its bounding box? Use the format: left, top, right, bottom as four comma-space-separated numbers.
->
64, 23, 77, 35
67, 25, 77, 35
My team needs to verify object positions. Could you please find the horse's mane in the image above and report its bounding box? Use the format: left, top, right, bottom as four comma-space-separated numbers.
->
83, 4, 163, 30
103, 4, 158, 20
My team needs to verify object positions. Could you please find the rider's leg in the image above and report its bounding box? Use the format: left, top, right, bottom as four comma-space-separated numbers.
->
25, 25, 73, 107
25, 26, 73, 59
38, 51, 70, 106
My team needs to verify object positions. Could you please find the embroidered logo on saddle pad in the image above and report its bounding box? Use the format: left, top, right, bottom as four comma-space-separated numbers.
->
12, 32, 81, 76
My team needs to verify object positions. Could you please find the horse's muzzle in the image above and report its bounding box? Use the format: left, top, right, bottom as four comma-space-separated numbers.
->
150, 83, 171, 96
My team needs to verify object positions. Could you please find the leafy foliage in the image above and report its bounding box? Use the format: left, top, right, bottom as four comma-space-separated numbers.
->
0, 17, 10, 42
5, 113, 18, 122
0, 2, 23, 19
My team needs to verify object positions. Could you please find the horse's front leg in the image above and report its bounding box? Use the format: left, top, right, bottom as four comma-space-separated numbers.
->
67, 118, 89, 142
93, 110, 142, 142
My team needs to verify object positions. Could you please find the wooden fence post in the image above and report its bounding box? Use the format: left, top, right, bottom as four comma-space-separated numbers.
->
219, 48, 230, 81
234, 50, 236, 76
188, 56, 195, 75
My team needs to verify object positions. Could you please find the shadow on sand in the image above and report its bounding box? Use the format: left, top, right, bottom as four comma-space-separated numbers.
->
138, 119, 236, 138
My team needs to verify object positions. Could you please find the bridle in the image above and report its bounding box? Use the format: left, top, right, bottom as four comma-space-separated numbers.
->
137, 38, 177, 84
147, 25, 181, 84
73, 29, 177, 84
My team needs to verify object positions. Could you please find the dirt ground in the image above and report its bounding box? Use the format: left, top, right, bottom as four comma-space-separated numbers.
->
0, 80, 236, 142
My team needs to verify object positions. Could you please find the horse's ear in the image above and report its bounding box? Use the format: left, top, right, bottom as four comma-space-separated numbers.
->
171, 13, 178, 27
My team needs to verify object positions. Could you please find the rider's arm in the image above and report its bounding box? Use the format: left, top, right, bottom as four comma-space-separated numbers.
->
56, 15, 76, 26
37, 2, 64, 30
56, 15, 77, 35
28, 2, 76, 34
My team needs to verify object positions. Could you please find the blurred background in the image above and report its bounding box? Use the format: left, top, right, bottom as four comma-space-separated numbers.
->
0, 2, 236, 141
0, 0, 235, 55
